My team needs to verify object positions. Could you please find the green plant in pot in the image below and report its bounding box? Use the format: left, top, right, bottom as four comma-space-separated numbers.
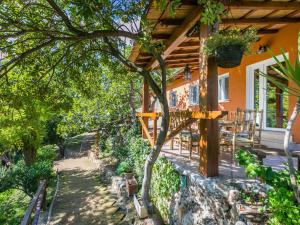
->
205, 28, 258, 68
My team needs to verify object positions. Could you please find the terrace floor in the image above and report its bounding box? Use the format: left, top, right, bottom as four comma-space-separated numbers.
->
161, 142, 299, 180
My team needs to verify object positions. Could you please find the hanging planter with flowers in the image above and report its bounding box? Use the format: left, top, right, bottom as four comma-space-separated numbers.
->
205, 28, 258, 68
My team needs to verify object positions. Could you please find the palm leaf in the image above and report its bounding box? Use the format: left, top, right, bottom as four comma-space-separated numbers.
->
260, 51, 300, 98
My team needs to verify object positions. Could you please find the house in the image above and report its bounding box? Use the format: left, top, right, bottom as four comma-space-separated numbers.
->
129, 0, 300, 178
164, 23, 300, 149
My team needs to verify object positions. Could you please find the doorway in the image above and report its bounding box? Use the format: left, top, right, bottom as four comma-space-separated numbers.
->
246, 54, 289, 131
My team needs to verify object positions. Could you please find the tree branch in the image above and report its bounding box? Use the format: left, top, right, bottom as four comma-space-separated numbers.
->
0, 39, 55, 78
46, 0, 84, 35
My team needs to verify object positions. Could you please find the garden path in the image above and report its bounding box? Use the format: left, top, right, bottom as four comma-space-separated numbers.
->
49, 133, 125, 225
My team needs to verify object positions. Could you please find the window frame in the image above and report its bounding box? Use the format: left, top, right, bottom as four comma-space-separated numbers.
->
189, 84, 199, 106
169, 90, 177, 107
218, 73, 230, 103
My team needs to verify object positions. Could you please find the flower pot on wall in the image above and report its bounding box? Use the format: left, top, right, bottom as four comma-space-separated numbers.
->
216, 45, 244, 68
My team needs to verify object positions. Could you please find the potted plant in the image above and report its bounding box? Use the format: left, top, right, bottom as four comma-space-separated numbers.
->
205, 28, 258, 68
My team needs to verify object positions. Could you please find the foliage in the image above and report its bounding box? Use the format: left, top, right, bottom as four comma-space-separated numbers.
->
116, 161, 132, 174
127, 133, 151, 183
261, 51, 300, 98
155, 0, 226, 25
151, 157, 180, 221
205, 28, 258, 57
0, 189, 31, 225
0, 145, 56, 197
236, 149, 300, 225
197, 0, 226, 25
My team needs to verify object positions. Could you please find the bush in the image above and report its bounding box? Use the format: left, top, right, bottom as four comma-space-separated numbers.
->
37, 144, 57, 162
236, 149, 300, 225
0, 145, 56, 197
116, 161, 132, 174
151, 157, 180, 221
0, 189, 30, 225
127, 134, 151, 183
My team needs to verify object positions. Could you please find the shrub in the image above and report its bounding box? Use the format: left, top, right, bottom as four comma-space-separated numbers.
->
236, 149, 300, 225
151, 157, 180, 222
127, 134, 151, 183
116, 161, 132, 174
0, 189, 30, 225
37, 144, 57, 162
0, 145, 56, 197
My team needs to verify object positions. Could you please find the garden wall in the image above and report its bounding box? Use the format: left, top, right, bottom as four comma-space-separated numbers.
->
167, 160, 268, 225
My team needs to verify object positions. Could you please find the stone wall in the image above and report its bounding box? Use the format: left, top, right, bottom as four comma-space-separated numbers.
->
167, 160, 268, 225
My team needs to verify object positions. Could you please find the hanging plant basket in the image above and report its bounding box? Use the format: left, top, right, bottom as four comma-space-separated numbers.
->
216, 45, 244, 68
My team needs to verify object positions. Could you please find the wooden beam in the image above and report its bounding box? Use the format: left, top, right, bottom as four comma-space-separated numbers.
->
165, 118, 196, 142
136, 112, 161, 119
128, 44, 140, 62
151, 33, 170, 40
138, 117, 154, 147
146, 6, 202, 70
178, 41, 200, 48
159, 18, 182, 26
175, 0, 300, 10
142, 78, 150, 139
222, 18, 300, 25
167, 64, 198, 68
224, 1, 300, 11
189, 28, 278, 38
158, 17, 299, 27
166, 54, 199, 61
198, 24, 219, 178
191, 111, 227, 119
170, 49, 199, 56
166, 58, 199, 64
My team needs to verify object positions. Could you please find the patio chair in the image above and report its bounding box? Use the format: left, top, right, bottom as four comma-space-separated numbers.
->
178, 123, 200, 159
219, 109, 263, 153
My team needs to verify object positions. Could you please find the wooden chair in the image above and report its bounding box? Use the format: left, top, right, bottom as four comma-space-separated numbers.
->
219, 109, 263, 153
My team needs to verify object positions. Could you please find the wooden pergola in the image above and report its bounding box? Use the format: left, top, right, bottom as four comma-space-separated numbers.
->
129, 0, 300, 177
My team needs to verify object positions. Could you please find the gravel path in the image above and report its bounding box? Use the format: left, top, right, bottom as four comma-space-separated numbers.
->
49, 133, 125, 225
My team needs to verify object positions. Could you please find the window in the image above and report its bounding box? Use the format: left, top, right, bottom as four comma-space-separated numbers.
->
218, 74, 229, 102
170, 91, 177, 107
189, 85, 199, 105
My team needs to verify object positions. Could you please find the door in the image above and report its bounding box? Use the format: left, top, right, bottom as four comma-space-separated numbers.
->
246, 53, 289, 131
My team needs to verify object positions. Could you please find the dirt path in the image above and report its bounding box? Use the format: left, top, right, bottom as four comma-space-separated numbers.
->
49, 133, 125, 225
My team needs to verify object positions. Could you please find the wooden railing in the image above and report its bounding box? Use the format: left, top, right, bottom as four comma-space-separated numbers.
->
137, 110, 227, 147
21, 180, 47, 225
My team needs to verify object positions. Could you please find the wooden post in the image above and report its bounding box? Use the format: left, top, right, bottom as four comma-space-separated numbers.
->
153, 116, 158, 144
276, 87, 283, 128
198, 24, 219, 177
142, 78, 150, 139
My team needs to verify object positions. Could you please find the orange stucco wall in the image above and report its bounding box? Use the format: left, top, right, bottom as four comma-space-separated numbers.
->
167, 23, 300, 143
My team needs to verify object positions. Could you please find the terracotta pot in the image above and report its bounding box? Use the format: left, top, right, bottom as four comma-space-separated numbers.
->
125, 176, 137, 196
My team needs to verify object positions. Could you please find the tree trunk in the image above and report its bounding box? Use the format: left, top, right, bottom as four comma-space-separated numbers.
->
129, 80, 137, 125
284, 98, 300, 203
23, 139, 37, 166
140, 53, 169, 225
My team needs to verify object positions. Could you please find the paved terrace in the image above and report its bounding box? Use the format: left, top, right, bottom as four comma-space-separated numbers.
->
161, 142, 298, 180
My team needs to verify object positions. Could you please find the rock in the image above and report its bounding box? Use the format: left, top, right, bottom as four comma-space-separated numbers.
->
228, 190, 240, 205
235, 221, 246, 225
